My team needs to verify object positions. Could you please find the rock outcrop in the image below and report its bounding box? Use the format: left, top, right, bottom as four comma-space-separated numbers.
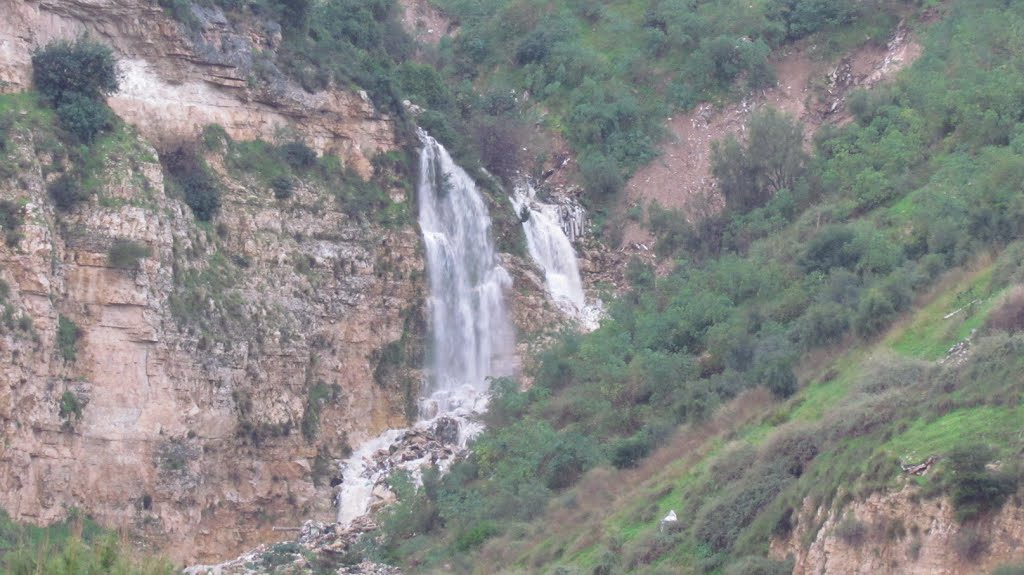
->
773, 488, 1024, 574
0, 112, 424, 562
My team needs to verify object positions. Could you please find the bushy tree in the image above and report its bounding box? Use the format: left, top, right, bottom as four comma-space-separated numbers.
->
767, 0, 858, 40
32, 37, 119, 142
712, 108, 807, 213
48, 174, 89, 211
55, 92, 112, 142
946, 443, 1018, 522
162, 146, 222, 221
32, 37, 119, 105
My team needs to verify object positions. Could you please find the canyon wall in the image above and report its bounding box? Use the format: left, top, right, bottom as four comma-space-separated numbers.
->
0, 0, 427, 563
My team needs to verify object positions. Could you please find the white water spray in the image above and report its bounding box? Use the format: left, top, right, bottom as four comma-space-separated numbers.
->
335, 131, 514, 525
511, 184, 600, 330
417, 130, 516, 416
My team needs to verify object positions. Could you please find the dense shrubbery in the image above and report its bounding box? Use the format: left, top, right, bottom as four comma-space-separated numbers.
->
944, 444, 1018, 523
429, 0, 898, 200
711, 108, 808, 214
31, 37, 119, 142
107, 239, 152, 270
0, 200, 24, 247
162, 145, 222, 221
48, 173, 89, 211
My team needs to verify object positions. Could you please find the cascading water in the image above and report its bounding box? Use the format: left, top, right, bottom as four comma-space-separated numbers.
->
335, 130, 514, 525
511, 184, 600, 330
417, 130, 516, 417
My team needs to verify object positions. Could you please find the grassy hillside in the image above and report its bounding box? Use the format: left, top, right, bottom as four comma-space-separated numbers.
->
0, 509, 174, 574
366, 1, 1024, 572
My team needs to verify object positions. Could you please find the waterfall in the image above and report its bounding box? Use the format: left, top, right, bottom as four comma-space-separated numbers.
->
335, 131, 514, 524
417, 129, 515, 417
511, 184, 600, 330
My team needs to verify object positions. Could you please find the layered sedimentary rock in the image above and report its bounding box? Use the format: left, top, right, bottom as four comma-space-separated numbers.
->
0, 105, 423, 565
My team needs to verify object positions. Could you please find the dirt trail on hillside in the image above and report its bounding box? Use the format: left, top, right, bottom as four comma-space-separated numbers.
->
620, 24, 922, 250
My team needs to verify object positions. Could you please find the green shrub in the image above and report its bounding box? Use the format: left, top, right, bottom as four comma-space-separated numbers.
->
452, 521, 501, 552
271, 174, 295, 199
835, 514, 867, 547
48, 173, 89, 211
0, 199, 24, 247
760, 360, 798, 399
694, 469, 793, 552
162, 146, 222, 221
55, 92, 112, 142
201, 123, 229, 151
610, 430, 656, 470
768, 0, 858, 40
648, 201, 695, 256
853, 288, 897, 338
580, 153, 624, 198
800, 225, 860, 273
945, 443, 1018, 522
58, 390, 83, 424
57, 315, 80, 362
712, 108, 807, 213
107, 239, 151, 270
792, 301, 849, 348
279, 141, 317, 169
31, 37, 119, 105
32, 37, 119, 142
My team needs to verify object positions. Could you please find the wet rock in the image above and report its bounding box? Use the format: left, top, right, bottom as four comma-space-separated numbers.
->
433, 416, 461, 445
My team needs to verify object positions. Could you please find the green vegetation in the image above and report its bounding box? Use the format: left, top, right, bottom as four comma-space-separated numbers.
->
301, 381, 341, 442
57, 314, 80, 362
161, 144, 222, 221
0, 509, 174, 574
371, 2, 1024, 572
711, 108, 808, 214
0, 199, 23, 247
58, 390, 83, 430
162, 0, 412, 114
427, 0, 900, 198
107, 239, 152, 270
944, 443, 1019, 523
31, 37, 119, 142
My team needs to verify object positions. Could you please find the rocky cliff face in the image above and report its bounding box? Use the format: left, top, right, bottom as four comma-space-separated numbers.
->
0, 0, 396, 178
773, 488, 1024, 574
0, 106, 425, 562
0, 0, 428, 560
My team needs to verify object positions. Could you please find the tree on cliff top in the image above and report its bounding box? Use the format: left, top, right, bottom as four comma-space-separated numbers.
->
31, 37, 120, 106
32, 37, 120, 142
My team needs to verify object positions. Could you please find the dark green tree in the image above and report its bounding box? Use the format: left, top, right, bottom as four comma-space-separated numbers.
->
712, 108, 807, 213
32, 37, 119, 142
31, 37, 119, 105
